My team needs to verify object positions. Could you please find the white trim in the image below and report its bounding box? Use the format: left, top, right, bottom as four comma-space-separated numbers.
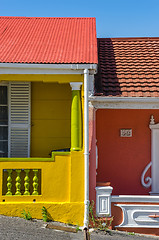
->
112, 195, 159, 203
89, 97, 159, 109
70, 82, 82, 91
0, 63, 97, 75
8, 82, 31, 157
84, 69, 90, 228
115, 204, 159, 228
149, 116, 159, 195
141, 162, 152, 188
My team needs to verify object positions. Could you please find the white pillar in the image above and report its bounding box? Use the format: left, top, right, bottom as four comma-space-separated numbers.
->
149, 116, 159, 195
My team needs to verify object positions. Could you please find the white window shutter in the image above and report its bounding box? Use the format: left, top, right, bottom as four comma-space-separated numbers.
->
8, 82, 31, 157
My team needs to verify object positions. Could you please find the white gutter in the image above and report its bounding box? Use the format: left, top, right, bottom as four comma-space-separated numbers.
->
0, 63, 97, 74
84, 69, 90, 228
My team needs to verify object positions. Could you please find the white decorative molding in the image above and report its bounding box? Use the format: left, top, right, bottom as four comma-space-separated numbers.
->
115, 204, 159, 228
112, 195, 159, 203
149, 116, 159, 195
150, 115, 155, 125
96, 186, 113, 216
70, 82, 82, 91
89, 96, 159, 109
141, 162, 152, 188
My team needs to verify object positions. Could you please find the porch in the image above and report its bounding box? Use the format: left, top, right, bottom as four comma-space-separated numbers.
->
0, 76, 85, 225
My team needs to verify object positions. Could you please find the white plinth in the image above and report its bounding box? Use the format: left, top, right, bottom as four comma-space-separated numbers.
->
95, 186, 113, 217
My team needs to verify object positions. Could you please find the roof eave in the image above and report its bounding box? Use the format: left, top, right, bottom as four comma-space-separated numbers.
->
0, 63, 97, 75
89, 96, 159, 109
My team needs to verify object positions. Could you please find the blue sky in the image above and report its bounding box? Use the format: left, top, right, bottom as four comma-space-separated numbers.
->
1, 0, 159, 37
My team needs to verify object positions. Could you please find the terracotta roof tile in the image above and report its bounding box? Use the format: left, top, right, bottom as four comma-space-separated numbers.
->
0, 16, 97, 64
95, 38, 159, 97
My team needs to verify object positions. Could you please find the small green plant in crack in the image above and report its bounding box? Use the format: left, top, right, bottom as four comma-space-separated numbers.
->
89, 200, 113, 231
128, 232, 135, 235
21, 210, 32, 220
76, 225, 82, 232
42, 206, 50, 222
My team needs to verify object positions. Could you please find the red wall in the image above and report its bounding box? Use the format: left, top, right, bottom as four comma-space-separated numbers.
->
96, 109, 159, 195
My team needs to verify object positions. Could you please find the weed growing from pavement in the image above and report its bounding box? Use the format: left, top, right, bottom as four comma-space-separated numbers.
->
76, 225, 82, 232
42, 206, 50, 222
89, 200, 113, 231
21, 210, 32, 220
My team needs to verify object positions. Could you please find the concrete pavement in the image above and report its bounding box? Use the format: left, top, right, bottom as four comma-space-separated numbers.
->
0, 215, 159, 240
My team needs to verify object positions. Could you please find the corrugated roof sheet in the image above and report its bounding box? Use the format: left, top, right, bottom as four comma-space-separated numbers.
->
95, 38, 159, 97
0, 17, 98, 64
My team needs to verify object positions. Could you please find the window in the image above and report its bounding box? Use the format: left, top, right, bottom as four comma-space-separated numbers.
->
0, 86, 8, 157
0, 82, 31, 158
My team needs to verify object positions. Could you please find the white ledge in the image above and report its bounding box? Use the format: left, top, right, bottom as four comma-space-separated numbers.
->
112, 195, 159, 203
89, 96, 159, 109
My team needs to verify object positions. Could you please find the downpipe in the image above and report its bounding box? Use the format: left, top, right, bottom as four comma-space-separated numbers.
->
83, 69, 90, 229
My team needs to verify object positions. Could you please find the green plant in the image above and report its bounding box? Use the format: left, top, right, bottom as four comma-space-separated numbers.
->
76, 225, 82, 232
42, 206, 49, 222
89, 200, 97, 228
128, 232, 135, 235
21, 210, 32, 220
89, 200, 113, 231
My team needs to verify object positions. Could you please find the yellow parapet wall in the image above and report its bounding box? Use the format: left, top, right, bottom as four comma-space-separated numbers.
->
0, 151, 84, 225
0, 202, 84, 225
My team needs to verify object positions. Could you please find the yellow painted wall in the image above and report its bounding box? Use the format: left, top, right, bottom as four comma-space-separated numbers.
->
31, 82, 72, 157
0, 74, 83, 83
0, 74, 85, 225
0, 151, 84, 225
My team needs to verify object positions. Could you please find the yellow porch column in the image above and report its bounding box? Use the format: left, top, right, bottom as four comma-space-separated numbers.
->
70, 82, 83, 151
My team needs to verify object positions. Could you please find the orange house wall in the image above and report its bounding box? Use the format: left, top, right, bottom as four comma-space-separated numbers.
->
96, 109, 159, 195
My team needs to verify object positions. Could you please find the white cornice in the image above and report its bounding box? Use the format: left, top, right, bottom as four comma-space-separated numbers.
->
89, 96, 159, 109
70, 82, 83, 90
0, 63, 97, 74
112, 195, 159, 203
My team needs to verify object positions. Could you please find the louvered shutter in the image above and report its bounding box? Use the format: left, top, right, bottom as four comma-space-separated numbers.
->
8, 82, 31, 157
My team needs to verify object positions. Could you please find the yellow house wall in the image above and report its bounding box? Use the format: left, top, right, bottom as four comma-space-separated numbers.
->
0, 74, 85, 226
0, 151, 84, 225
31, 82, 72, 157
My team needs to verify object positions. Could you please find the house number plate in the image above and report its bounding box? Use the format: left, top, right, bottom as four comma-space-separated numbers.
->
120, 129, 132, 137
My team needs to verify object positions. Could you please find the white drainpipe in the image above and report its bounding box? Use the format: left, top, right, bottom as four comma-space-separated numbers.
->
83, 69, 90, 228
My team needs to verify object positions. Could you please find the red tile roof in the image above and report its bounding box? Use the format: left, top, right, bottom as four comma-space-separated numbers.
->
0, 17, 97, 64
95, 38, 159, 97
